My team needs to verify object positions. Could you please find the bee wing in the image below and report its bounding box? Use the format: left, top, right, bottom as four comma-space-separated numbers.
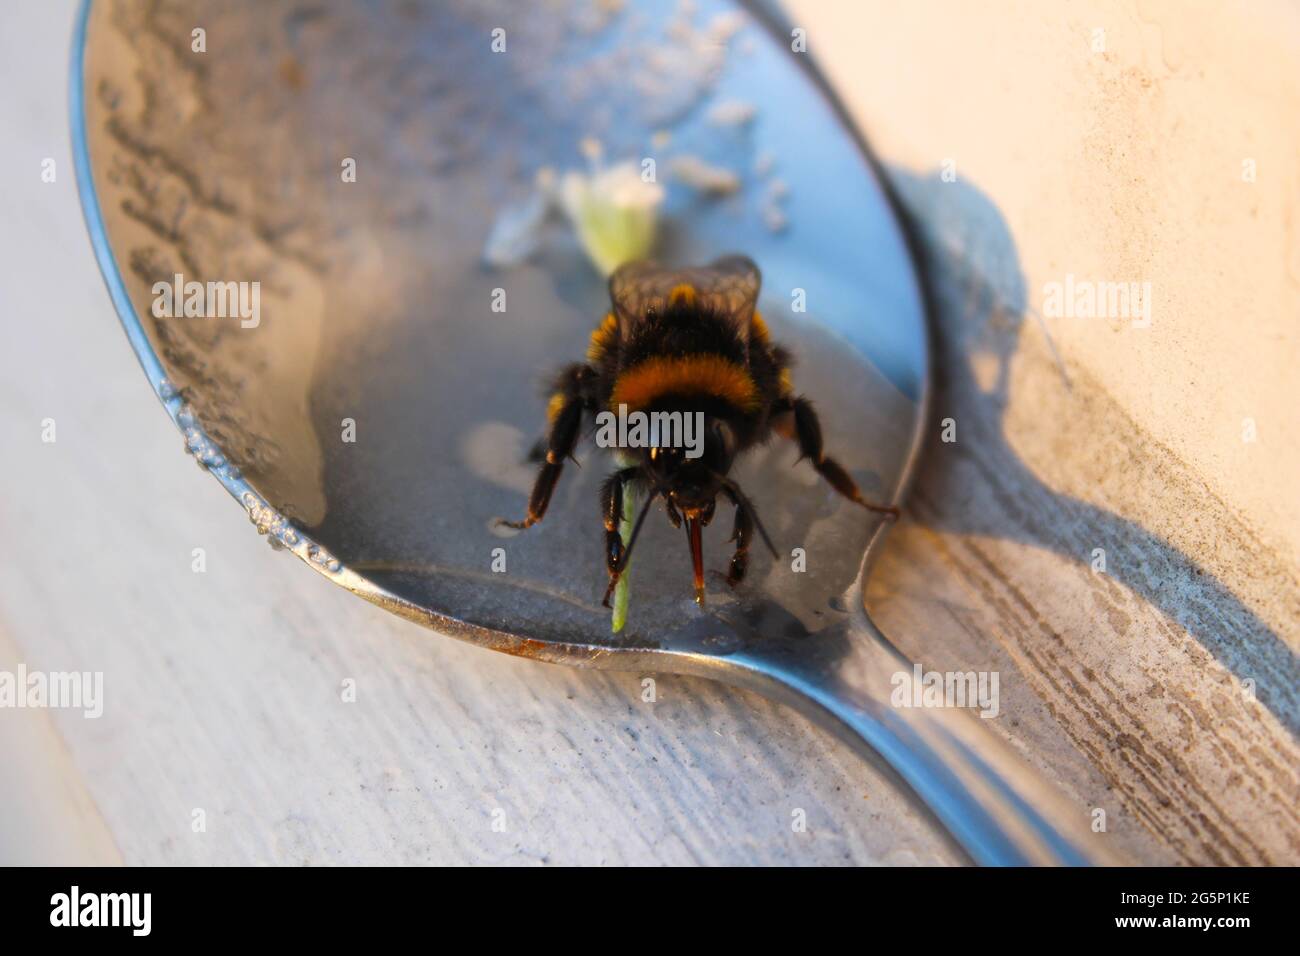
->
694, 255, 762, 324
609, 256, 761, 342
607, 260, 667, 329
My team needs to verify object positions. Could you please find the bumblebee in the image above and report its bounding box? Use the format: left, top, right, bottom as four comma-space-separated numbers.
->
502, 256, 898, 606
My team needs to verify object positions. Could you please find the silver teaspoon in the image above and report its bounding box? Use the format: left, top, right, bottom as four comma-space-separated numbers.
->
73, 0, 1123, 864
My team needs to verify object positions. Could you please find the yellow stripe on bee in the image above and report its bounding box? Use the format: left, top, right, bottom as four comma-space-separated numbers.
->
546, 392, 567, 423
750, 310, 770, 345
586, 312, 618, 363
778, 367, 793, 397
667, 284, 697, 306
610, 354, 760, 413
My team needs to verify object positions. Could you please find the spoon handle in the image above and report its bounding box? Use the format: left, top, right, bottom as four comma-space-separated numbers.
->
727, 612, 1126, 865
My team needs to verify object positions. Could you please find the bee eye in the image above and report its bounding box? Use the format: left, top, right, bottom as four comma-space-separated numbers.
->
713, 421, 735, 456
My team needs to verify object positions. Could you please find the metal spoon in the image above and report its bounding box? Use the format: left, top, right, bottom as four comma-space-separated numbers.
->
73, 0, 1121, 864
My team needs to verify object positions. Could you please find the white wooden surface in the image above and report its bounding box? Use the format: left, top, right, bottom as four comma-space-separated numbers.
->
1, 0, 1296, 865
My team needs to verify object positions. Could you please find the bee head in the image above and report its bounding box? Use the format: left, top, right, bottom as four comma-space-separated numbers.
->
644, 418, 735, 511
641, 418, 738, 606
615, 418, 772, 608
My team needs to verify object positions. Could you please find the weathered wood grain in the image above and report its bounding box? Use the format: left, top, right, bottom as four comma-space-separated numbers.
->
867, 181, 1299, 863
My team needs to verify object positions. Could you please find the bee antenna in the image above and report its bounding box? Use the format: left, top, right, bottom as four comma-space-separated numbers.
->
615, 488, 660, 575
717, 476, 778, 560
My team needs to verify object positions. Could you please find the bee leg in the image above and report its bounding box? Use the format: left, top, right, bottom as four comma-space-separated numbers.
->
500, 365, 593, 530
785, 396, 899, 520
663, 496, 683, 529
600, 467, 639, 607
722, 487, 753, 587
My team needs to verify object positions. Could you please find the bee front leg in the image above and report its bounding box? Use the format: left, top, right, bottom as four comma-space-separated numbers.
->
663, 496, 682, 529
500, 365, 593, 530
781, 396, 899, 520
722, 486, 752, 587
600, 467, 640, 607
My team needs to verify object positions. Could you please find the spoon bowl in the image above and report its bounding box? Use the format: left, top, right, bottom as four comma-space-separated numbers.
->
74, 0, 1120, 864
